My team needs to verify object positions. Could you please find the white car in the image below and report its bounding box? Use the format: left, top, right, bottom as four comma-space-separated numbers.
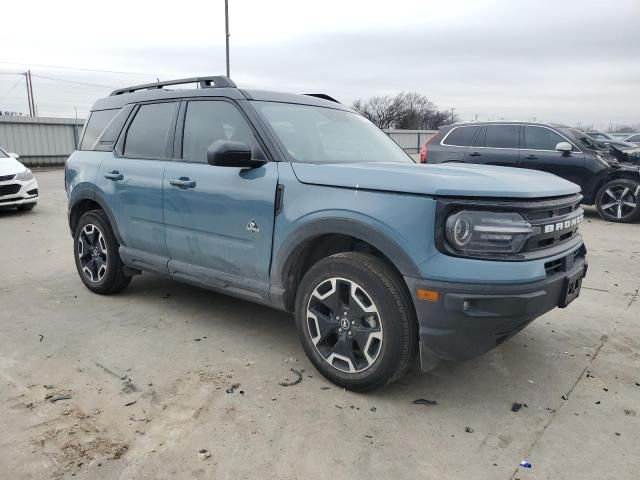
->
624, 133, 640, 146
0, 147, 38, 211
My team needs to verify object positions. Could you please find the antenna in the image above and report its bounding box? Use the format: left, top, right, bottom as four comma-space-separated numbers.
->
225, 0, 230, 77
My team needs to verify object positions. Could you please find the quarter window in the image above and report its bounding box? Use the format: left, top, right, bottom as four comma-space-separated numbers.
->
443, 126, 479, 147
123, 102, 177, 158
81, 109, 118, 150
484, 125, 520, 149
181, 101, 258, 163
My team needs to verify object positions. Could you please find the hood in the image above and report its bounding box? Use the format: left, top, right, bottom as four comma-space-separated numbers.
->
609, 144, 640, 165
291, 162, 580, 198
0, 157, 27, 176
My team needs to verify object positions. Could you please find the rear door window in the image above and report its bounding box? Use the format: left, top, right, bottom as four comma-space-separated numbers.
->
442, 126, 479, 146
524, 126, 568, 151
80, 109, 119, 150
484, 125, 520, 149
123, 102, 177, 159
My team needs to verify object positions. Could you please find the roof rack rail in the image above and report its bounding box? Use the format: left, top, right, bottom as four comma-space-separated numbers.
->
303, 93, 341, 104
110, 76, 237, 96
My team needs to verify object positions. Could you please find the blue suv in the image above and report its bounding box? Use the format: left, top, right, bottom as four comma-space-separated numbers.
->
66, 76, 587, 391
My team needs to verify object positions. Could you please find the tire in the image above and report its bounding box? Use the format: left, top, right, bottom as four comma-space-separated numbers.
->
595, 179, 640, 223
295, 252, 418, 391
73, 210, 131, 294
17, 203, 36, 211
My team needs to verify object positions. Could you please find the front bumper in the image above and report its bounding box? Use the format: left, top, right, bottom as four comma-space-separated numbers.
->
0, 177, 39, 207
405, 243, 587, 367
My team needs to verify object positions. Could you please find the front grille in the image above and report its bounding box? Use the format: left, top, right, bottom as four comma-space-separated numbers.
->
521, 196, 583, 252
544, 243, 587, 278
0, 184, 21, 196
0, 174, 15, 181
544, 258, 563, 276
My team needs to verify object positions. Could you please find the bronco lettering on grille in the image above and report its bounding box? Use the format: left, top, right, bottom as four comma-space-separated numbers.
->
543, 214, 584, 234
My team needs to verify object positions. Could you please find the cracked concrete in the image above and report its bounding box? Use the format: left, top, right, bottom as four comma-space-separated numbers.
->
1, 169, 639, 479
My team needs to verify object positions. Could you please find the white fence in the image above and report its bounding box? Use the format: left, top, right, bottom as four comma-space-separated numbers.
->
384, 129, 437, 154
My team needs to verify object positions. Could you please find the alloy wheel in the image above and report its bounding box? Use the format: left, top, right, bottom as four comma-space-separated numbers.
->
600, 184, 638, 220
78, 224, 108, 282
306, 277, 383, 373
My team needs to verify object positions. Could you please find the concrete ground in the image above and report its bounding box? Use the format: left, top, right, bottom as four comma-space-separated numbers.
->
1, 169, 638, 480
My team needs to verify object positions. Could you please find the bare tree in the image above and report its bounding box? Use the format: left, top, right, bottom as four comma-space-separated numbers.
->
607, 125, 636, 134
353, 92, 457, 129
352, 95, 406, 129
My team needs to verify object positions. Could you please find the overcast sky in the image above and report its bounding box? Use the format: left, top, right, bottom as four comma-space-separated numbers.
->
1, 0, 638, 127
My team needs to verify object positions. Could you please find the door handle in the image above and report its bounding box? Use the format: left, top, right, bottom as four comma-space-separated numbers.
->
169, 177, 196, 189
104, 170, 124, 181
469, 152, 482, 157
525, 155, 538, 160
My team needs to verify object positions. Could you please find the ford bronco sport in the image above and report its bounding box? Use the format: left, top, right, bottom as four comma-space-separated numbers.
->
66, 76, 587, 391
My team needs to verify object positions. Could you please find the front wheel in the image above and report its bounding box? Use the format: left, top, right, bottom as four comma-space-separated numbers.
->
73, 210, 131, 294
595, 179, 640, 223
295, 252, 418, 391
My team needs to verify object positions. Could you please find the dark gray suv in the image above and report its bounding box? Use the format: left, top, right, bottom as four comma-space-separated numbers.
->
422, 121, 640, 222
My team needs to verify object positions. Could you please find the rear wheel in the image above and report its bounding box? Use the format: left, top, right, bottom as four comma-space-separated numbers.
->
295, 252, 418, 391
73, 210, 131, 294
595, 179, 640, 223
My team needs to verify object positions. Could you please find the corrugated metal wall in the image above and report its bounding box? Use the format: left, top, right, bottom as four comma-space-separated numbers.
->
0, 116, 85, 167
384, 129, 437, 153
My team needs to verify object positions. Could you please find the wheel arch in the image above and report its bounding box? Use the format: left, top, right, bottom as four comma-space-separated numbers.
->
273, 218, 420, 312
597, 171, 640, 195
69, 190, 124, 245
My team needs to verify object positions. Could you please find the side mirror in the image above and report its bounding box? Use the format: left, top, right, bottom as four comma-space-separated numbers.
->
206, 140, 266, 169
555, 142, 572, 155
8, 152, 19, 159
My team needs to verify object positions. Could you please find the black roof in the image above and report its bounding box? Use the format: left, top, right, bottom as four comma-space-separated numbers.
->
447, 120, 570, 129
92, 76, 351, 112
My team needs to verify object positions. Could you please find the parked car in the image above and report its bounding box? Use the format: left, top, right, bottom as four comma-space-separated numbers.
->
585, 131, 617, 141
611, 132, 635, 140
584, 131, 639, 150
422, 121, 640, 222
0, 146, 38, 211
624, 133, 640, 146
66, 77, 587, 391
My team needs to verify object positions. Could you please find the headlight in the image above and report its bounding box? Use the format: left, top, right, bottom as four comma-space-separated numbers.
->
14, 169, 34, 181
445, 210, 535, 255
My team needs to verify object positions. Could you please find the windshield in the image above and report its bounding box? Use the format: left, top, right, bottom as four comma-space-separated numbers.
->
559, 128, 600, 150
253, 101, 413, 164
587, 132, 609, 140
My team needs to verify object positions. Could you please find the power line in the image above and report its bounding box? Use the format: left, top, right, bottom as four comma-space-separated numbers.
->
30, 73, 117, 89
0, 77, 25, 97
0, 95, 93, 105
0, 60, 185, 77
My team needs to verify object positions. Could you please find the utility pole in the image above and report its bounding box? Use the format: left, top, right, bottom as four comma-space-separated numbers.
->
24, 70, 36, 117
28, 70, 36, 116
225, 0, 230, 77
450, 107, 456, 124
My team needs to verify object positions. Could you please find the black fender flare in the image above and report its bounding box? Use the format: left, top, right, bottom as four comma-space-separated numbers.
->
271, 217, 421, 290
68, 188, 125, 245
